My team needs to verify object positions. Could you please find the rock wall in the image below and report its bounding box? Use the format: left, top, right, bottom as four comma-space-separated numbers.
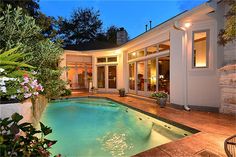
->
0, 95, 48, 125
219, 64, 236, 114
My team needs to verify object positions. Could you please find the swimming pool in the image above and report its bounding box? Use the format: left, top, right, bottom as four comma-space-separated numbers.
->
41, 97, 198, 157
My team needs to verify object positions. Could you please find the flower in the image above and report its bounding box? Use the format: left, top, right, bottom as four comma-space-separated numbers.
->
23, 86, 29, 91
47, 142, 53, 147
37, 84, 43, 91
10, 95, 17, 99
24, 93, 32, 98
0, 86, 7, 93
0, 68, 5, 73
33, 92, 39, 96
32, 71, 37, 75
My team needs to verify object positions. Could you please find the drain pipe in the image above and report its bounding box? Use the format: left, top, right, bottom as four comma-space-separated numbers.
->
173, 21, 191, 111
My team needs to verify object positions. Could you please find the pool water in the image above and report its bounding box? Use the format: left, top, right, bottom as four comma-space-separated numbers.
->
41, 98, 196, 157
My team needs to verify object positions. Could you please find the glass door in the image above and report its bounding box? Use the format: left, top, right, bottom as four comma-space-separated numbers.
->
158, 56, 170, 93
147, 58, 157, 93
108, 65, 117, 89
137, 61, 145, 95
97, 66, 105, 88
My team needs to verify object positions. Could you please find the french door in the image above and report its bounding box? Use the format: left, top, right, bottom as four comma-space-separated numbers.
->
97, 65, 117, 91
129, 55, 169, 97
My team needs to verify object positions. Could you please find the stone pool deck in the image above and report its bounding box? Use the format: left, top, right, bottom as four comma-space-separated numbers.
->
66, 91, 236, 157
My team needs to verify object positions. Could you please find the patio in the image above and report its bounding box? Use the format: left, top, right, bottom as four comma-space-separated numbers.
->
68, 91, 236, 157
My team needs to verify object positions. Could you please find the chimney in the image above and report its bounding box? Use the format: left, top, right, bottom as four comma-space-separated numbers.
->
145, 24, 148, 32
149, 20, 152, 29
116, 27, 128, 45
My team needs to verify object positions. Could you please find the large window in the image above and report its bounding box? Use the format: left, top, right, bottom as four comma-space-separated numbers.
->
158, 57, 170, 93
147, 59, 156, 91
97, 56, 117, 63
129, 63, 135, 90
97, 66, 105, 88
128, 40, 170, 60
97, 58, 106, 63
108, 66, 116, 88
137, 50, 145, 57
147, 45, 157, 55
159, 40, 170, 52
137, 61, 145, 91
193, 30, 208, 68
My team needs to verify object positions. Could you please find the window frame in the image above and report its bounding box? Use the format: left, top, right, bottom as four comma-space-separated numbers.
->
97, 57, 107, 63
192, 29, 210, 69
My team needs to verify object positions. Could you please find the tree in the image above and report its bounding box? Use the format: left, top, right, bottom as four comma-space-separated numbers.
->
0, 0, 40, 17
0, 0, 59, 39
59, 8, 103, 46
218, 0, 236, 46
0, 6, 66, 99
106, 25, 119, 44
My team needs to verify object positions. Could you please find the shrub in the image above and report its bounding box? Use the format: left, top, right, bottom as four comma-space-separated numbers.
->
61, 88, 71, 96
0, 113, 57, 157
151, 91, 168, 98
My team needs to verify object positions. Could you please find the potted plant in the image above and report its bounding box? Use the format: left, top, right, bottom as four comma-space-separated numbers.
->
118, 88, 126, 97
151, 91, 168, 108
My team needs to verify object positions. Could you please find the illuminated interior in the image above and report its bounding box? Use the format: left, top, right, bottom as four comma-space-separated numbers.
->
159, 40, 170, 52
67, 63, 92, 89
129, 63, 135, 90
193, 31, 207, 67
147, 59, 156, 91
158, 57, 170, 93
108, 66, 116, 88
97, 66, 105, 88
137, 61, 145, 91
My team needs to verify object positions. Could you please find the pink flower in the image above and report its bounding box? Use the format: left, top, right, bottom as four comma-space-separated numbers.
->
23, 76, 29, 84
14, 134, 20, 140
47, 142, 53, 147
37, 84, 43, 91
24, 85, 29, 91
24, 93, 32, 98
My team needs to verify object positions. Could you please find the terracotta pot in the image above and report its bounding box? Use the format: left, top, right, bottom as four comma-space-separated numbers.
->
157, 98, 167, 108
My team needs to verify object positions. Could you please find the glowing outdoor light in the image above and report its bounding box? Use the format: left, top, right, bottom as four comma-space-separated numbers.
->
114, 50, 121, 54
184, 22, 191, 28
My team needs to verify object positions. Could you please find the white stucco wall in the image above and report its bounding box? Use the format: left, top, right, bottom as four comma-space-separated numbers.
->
186, 20, 220, 108
170, 29, 185, 106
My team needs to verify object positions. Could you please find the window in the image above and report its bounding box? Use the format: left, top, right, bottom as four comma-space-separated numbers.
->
97, 66, 105, 88
147, 45, 157, 55
159, 40, 170, 52
129, 63, 135, 90
128, 52, 137, 60
137, 50, 145, 57
97, 58, 106, 63
107, 57, 117, 62
108, 66, 116, 88
137, 61, 145, 91
147, 59, 156, 91
193, 31, 208, 68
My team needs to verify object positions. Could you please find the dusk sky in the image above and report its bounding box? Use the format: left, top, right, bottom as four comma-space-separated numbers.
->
39, 0, 207, 39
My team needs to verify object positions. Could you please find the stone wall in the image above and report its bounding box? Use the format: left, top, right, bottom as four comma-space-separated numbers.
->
0, 95, 48, 125
219, 64, 236, 114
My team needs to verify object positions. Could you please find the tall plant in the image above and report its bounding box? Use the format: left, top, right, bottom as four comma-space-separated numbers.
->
0, 5, 66, 99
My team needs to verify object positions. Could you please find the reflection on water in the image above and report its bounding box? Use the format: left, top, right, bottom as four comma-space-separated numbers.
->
97, 132, 134, 157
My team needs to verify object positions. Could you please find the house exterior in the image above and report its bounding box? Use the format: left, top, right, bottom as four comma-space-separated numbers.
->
60, 0, 236, 112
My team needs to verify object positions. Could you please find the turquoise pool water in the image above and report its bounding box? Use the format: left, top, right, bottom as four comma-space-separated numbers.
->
41, 98, 196, 157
